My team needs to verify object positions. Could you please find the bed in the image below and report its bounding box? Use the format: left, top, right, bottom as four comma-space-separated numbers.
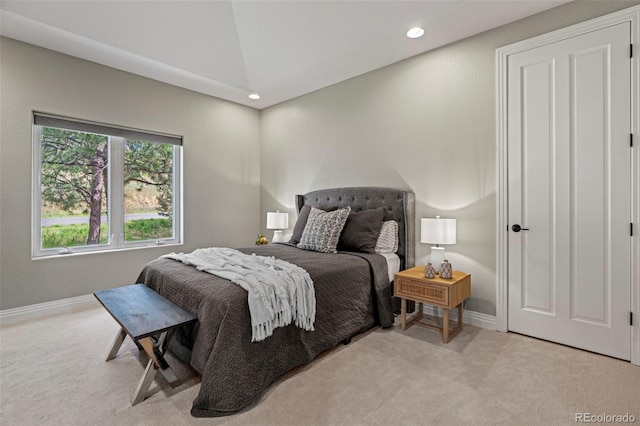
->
135, 187, 415, 417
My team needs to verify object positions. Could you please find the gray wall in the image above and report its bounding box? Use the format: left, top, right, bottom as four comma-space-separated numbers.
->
260, 0, 640, 316
0, 38, 261, 310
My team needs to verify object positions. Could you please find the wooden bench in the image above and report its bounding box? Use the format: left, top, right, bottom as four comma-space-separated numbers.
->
94, 284, 197, 405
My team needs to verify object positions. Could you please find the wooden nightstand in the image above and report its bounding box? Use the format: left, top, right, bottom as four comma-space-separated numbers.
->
394, 266, 471, 343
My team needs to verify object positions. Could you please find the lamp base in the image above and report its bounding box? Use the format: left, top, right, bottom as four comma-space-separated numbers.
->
272, 230, 284, 243
429, 246, 445, 273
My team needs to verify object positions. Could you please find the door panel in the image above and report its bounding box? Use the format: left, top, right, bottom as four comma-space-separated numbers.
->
508, 22, 631, 360
570, 44, 610, 326
521, 59, 556, 315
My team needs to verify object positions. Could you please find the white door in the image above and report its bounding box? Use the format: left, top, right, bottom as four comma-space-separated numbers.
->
507, 22, 631, 360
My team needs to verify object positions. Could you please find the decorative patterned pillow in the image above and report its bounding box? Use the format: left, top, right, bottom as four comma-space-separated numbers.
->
297, 206, 351, 253
374, 220, 399, 253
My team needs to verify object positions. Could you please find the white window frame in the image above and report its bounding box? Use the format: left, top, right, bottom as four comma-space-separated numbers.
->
32, 114, 183, 258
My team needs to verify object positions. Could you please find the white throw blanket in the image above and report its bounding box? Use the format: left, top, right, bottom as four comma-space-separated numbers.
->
161, 247, 315, 342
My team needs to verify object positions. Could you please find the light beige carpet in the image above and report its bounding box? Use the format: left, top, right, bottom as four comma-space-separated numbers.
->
1, 305, 639, 426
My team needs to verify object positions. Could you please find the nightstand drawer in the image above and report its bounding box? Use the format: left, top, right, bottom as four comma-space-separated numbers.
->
395, 277, 448, 306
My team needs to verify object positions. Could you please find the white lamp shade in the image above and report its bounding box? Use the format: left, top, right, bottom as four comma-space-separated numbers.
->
267, 211, 289, 230
421, 217, 456, 245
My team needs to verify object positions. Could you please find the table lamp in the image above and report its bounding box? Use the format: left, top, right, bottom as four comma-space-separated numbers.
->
421, 216, 456, 273
267, 211, 289, 243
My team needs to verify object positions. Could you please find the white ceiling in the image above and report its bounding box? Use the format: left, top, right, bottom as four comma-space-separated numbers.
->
0, 0, 570, 109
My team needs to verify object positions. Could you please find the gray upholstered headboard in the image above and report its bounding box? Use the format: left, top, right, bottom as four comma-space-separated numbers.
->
295, 187, 415, 270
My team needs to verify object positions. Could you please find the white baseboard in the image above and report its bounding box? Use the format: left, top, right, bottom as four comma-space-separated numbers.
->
0, 294, 99, 326
419, 305, 497, 331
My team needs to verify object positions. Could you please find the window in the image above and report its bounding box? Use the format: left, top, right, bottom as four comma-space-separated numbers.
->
32, 113, 182, 257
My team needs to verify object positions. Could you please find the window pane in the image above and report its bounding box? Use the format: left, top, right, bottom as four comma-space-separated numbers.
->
34, 113, 182, 257
124, 140, 174, 242
40, 127, 109, 249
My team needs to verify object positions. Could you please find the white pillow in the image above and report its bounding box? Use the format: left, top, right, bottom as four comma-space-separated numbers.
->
374, 220, 398, 253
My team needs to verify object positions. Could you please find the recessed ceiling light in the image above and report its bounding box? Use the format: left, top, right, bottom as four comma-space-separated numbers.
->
406, 27, 425, 39
248, 93, 260, 100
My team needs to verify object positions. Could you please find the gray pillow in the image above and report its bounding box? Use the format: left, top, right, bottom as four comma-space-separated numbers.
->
297, 206, 351, 253
338, 207, 384, 253
289, 205, 312, 244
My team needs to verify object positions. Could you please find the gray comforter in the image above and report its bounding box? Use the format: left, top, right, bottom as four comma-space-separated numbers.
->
135, 243, 392, 417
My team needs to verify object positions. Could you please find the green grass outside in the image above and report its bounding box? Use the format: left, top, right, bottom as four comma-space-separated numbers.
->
41, 223, 109, 248
41, 219, 172, 249
125, 218, 173, 242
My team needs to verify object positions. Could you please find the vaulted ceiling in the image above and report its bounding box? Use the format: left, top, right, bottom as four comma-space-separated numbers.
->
0, 0, 569, 109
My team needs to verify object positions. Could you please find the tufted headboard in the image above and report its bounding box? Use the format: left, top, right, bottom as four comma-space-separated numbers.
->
295, 187, 415, 271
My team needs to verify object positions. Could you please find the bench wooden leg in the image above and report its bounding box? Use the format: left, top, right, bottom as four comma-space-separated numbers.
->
140, 332, 179, 385
105, 328, 127, 361
131, 331, 181, 405
132, 359, 158, 406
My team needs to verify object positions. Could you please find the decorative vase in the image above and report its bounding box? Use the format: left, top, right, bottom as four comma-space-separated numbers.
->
424, 263, 436, 279
440, 260, 453, 279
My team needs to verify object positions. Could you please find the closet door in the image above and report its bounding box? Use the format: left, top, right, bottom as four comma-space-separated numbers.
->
507, 22, 632, 359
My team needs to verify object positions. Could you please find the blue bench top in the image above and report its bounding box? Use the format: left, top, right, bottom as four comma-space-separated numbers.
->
94, 284, 197, 340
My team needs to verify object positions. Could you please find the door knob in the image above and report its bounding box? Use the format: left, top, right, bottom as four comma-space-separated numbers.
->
512, 224, 529, 232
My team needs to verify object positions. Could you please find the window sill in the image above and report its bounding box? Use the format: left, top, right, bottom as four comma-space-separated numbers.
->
32, 241, 183, 261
